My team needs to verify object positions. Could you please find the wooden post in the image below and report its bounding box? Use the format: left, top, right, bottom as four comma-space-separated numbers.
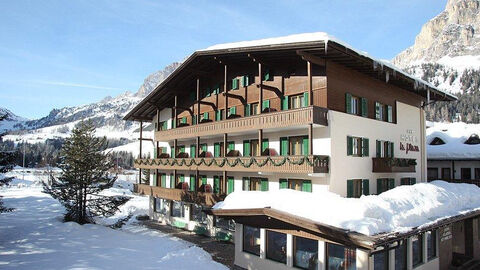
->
307, 61, 313, 106
156, 109, 160, 158
173, 169, 177, 189
223, 170, 227, 194
223, 133, 228, 157
308, 124, 313, 155
174, 95, 178, 128
224, 65, 228, 119
196, 169, 200, 191
258, 129, 263, 156
258, 63, 263, 114
139, 120, 143, 184
196, 136, 200, 158
196, 78, 200, 124
173, 139, 177, 158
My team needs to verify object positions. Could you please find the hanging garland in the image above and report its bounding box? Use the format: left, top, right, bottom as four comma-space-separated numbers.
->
134, 155, 328, 168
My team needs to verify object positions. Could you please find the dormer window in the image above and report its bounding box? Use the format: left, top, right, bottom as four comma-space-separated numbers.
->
430, 137, 445, 145
465, 134, 480, 145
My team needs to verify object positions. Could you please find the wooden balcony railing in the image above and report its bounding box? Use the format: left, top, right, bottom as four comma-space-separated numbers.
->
154, 106, 328, 141
372, 158, 416, 173
134, 155, 329, 174
133, 184, 225, 206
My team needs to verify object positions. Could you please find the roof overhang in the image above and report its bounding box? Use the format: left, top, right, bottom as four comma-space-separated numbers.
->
124, 39, 457, 122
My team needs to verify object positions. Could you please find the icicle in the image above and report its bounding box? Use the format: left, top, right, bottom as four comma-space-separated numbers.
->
385, 71, 390, 83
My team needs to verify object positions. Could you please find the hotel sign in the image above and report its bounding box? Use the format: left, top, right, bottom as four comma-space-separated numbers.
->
400, 129, 419, 154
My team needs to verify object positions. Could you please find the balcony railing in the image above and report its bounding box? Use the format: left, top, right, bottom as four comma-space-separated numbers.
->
133, 184, 225, 207
372, 158, 416, 173
154, 106, 328, 141
134, 155, 329, 174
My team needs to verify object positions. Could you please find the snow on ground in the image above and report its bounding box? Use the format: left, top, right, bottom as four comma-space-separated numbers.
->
214, 181, 480, 236
0, 170, 226, 270
426, 122, 480, 159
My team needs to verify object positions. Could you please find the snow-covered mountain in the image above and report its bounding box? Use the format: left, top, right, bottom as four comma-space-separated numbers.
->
392, 0, 480, 123
0, 107, 28, 134
3, 62, 181, 144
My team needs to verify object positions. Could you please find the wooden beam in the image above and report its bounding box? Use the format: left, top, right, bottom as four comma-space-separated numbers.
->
258, 129, 263, 156
296, 50, 326, 67
196, 136, 200, 158
224, 65, 228, 120
258, 63, 263, 114
174, 96, 178, 128
255, 83, 282, 97
198, 101, 218, 110
139, 121, 143, 184
196, 78, 200, 125
173, 139, 177, 158
223, 133, 228, 157
308, 124, 313, 155
222, 92, 247, 105
307, 61, 313, 106
138, 138, 153, 141
172, 106, 194, 115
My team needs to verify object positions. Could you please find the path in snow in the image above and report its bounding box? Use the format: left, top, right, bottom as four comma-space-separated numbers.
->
0, 187, 226, 270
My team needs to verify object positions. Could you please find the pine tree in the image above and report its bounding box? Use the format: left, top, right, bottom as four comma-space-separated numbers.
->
0, 114, 15, 213
141, 169, 151, 185
43, 121, 129, 224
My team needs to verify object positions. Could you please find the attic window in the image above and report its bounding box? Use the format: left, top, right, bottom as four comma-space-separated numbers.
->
430, 137, 445, 145
465, 134, 480, 145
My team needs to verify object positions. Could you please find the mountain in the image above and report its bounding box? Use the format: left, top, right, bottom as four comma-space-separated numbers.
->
393, 0, 480, 123
0, 107, 28, 134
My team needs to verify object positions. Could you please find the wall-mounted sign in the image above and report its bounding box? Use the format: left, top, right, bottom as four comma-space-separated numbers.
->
400, 142, 419, 154
440, 226, 452, 242
400, 129, 419, 154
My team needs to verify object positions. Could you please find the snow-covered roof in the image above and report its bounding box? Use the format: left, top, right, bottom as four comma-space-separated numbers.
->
427, 122, 480, 160
213, 181, 480, 237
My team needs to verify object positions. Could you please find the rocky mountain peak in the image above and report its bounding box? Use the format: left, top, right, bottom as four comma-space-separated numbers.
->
393, 0, 480, 67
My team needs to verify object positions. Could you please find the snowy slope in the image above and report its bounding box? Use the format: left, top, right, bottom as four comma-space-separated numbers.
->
214, 181, 480, 236
0, 107, 28, 133
426, 122, 480, 159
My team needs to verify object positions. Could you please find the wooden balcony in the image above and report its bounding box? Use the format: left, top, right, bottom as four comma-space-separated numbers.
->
134, 155, 329, 174
372, 158, 416, 173
154, 106, 328, 141
133, 184, 225, 207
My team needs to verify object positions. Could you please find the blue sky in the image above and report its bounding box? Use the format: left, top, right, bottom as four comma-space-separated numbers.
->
1, 0, 446, 119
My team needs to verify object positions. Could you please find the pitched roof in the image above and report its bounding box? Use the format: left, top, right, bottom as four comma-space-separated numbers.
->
427, 122, 480, 160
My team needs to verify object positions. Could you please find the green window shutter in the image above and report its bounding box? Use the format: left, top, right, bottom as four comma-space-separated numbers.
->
242, 177, 250, 191
302, 92, 309, 107
216, 110, 222, 121
227, 177, 234, 194
280, 137, 289, 156
375, 102, 381, 120
241, 75, 249, 87
170, 174, 174, 188
190, 175, 196, 191
162, 121, 168, 130
262, 138, 269, 153
245, 104, 251, 117
205, 88, 211, 97
387, 106, 393, 122
347, 136, 353, 156
260, 178, 269, 191
262, 100, 270, 111
362, 179, 369, 195
229, 106, 236, 116
346, 93, 352, 114
161, 174, 166, 187
179, 174, 184, 183
264, 69, 272, 81
171, 146, 175, 157
279, 179, 288, 189
390, 142, 394, 158
376, 140, 381, 157
203, 112, 209, 121
192, 115, 197, 125
228, 141, 235, 152
302, 180, 312, 192
214, 143, 221, 157
173, 118, 176, 128
190, 145, 196, 158
213, 176, 220, 194
347, 180, 354, 198
154, 147, 157, 159
362, 138, 369, 157
181, 117, 186, 124
232, 78, 239, 90
179, 145, 185, 153
281, 95, 289, 110
377, 179, 383, 194
152, 171, 157, 186
201, 175, 207, 185
243, 140, 251, 156
388, 178, 395, 190
201, 144, 207, 153
361, 98, 368, 117
302, 136, 309, 155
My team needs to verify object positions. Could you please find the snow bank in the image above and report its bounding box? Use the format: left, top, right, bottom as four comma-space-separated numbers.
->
427, 122, 480, 159
214, 181, 480, 236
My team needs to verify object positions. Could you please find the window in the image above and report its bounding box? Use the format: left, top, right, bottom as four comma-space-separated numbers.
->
290, 94, 306, 109
426, 230, 437, 261
394, 240, 407, 270
189, 175, 196, 191
243, 177, 268, 191
476, 168, 480, 180
171, 201, 185, 218
215, 109, 223, 121
159, 121, 168, 131
215, 216, 235, 231
191, 204, 207, 224
214, 142, 224, 157
159, 173, 167, 187
227, 176, 234, 194
441, 168, 451, 180
241, 75, 251, 87
228, 106, 237, 117
376, 140, 394, 158
377, 178, 394, 194
400, 177, 416, 185
427, 168, 439, 181
263, 69, 273, 81
251, 103, 259, 116
293, 236, 318, 270
374, 249, 388, 270
232, 78, 239, 90
213, 175, 224, 194
326, 243, 356, 270
412, 234, 423, 267
345, 93, 367, 117
243, 226, 260, 256
462, 168, 472, 180
289, 136, 309, 155
465, 134, 480, 145
201, 112, 209, 122
190, 144, 196, 158
347, 136, 369, 157
266, 230, 287, 264
347, 179, 369, 198
375, 102, 384, 121
429, 137, 445, 145
251, 139, 260, 156
200, 143, 207, 155
280, 179, 312, 192
154, 198, 166, 214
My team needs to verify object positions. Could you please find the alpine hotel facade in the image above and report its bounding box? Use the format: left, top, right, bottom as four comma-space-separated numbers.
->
124, 34, 471, 270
